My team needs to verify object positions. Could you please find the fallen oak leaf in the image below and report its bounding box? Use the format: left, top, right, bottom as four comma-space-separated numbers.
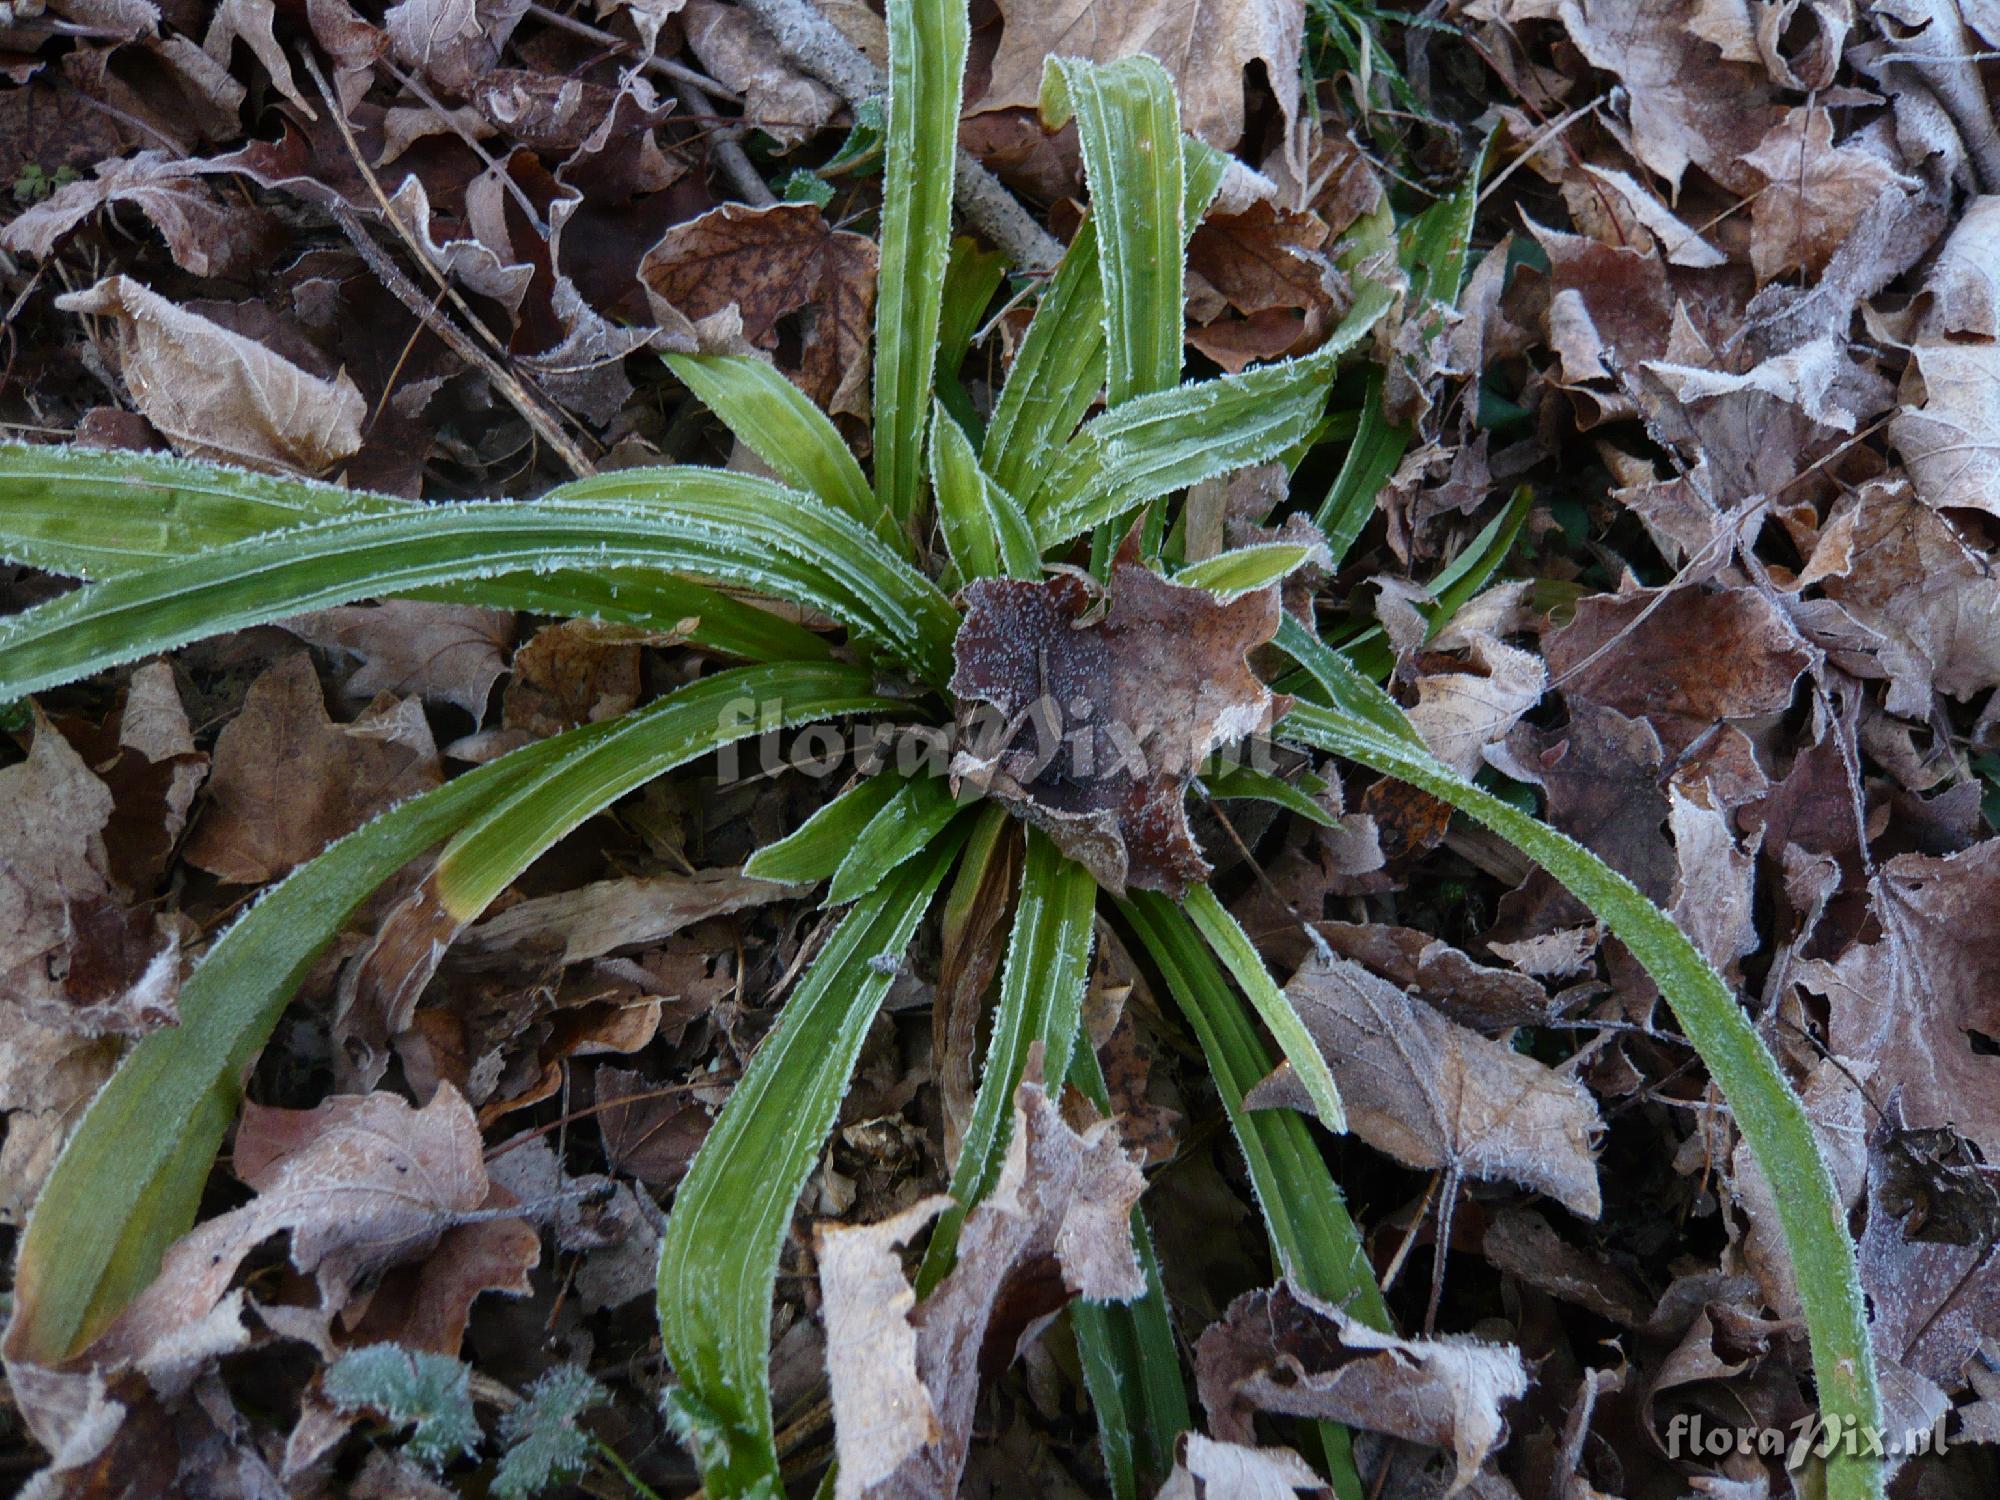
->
949, 536, 1288, 896
971, 0, 1307, 151
1194, 1280, 1528, 1494
816, 1078, 1145, 1499
1249, 951, 1604, 1217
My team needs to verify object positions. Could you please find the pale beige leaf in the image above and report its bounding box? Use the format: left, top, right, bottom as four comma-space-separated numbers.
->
55, 275, 365, 474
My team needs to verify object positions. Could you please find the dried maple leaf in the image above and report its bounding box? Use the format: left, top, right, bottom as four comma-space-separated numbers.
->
1740, 106, 1919, 284
1799, 839, 2000, 1161
284, 601, 516, 720
1250, 952, 1604, 1217
594, 1063, 711, 1189
1525, 0, 1780, 194
639, 202, 879, 420
1808, 479, 2000, 717
184, 654, 441, 886
1185, 202, 1347, 372
1405, 633, 1546, 781
817, 1080, 1144, 1499
54, 276, 366, 474
1542, 584, 1810, 757
1195, 1281, 1528, 1494
970, 0, 1305, 150
949, 544, 1287, 896
1892, 341, 2000, 520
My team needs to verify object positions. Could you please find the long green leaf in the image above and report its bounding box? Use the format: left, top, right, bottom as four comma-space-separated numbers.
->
825, 770, 965, 905
1033, 280, 1395, 548
0, 442, 829, 663
931, 402, 1040, 582
744, 771, 908, 884
657, 827, 967, 1497
7, 720, 605, 1365
915, 829, 1096, 1293
1272, 697, 1882, 1500
1119, 893, 1387, 1317
1183, 884, 1345, 1132
873, 0, 966, 529
664, 353, 894, 549
0, 478, 961, 700
1067, 1042, 1189, 1500
1041, 57, 1185, 406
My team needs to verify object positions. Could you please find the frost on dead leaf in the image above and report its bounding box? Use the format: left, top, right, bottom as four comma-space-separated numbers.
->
1543, 585, 1810, 756
949, 544, 1287, 896
284, 601, 516, 719
972, 0, 1305, 150
640, 202, 879, 419
1892, 343, 2000, 519
1405, 633, 1546, 781
1156, 1434, 1329, 1500
1740, 106, 1918, 284
1, 149, 275, 276
55, 275, 366, 474
817, 1080, 1143, 1498
681, 0, 840, 148
1799, 839, 2000, 1163
1249, 953, 1603, 1216
184, 654, 441, 885
385, 0, 528, 94
1195, 1281, 1528, 1494
80, 1084, 517, 1372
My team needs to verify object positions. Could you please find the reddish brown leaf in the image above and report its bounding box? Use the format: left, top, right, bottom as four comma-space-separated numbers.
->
639, 201, 879, 419
184, 654, 441, 886
949, 540, 1287, 896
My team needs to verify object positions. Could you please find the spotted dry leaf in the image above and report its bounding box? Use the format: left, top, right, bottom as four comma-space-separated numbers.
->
949, 541, 1287, 896
1250, 952, 1604, 1216
639, 201, 879, 419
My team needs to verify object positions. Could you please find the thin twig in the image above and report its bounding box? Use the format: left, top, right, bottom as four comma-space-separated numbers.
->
734, 0, 1064, 274
302, 54, 598, 477
677, 75, 779, 207
526, 0, 742, 100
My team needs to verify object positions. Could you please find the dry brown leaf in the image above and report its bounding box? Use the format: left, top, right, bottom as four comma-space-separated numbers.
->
0, 149, 274, 276
594, 1063, 710, 1189
87, 1084, 504, 1368
1667, 785, 1759, 979
183, 653, 441, 886
55, 275, 365, 474
681, 0, 840, 148
1194, 1281, 1529, 1493
817, 1079, 1144, 1498
1800, 838, 2000, 1160
971, 0, 1305, 150
639, 201, 878, 419
1406, 634, 1546, 781
1810, 479, 2000, 716
0, 710, 180, 1038
284, 601, 516, 719
1892, 341, 2000, 519
1529, 0, 1780, 194
1543, 584, 1811, 757
384, 0, 528, 93
1740, 105, 1918, 284
1312, 922, 1552, 1031
502, 618, 648, 737
1184, 202, 1345, 372
949, 539, 1286, 896
1156, 1434, 1329, 1499
1250, 952, 1603, 1216
457, 866, 808, 968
